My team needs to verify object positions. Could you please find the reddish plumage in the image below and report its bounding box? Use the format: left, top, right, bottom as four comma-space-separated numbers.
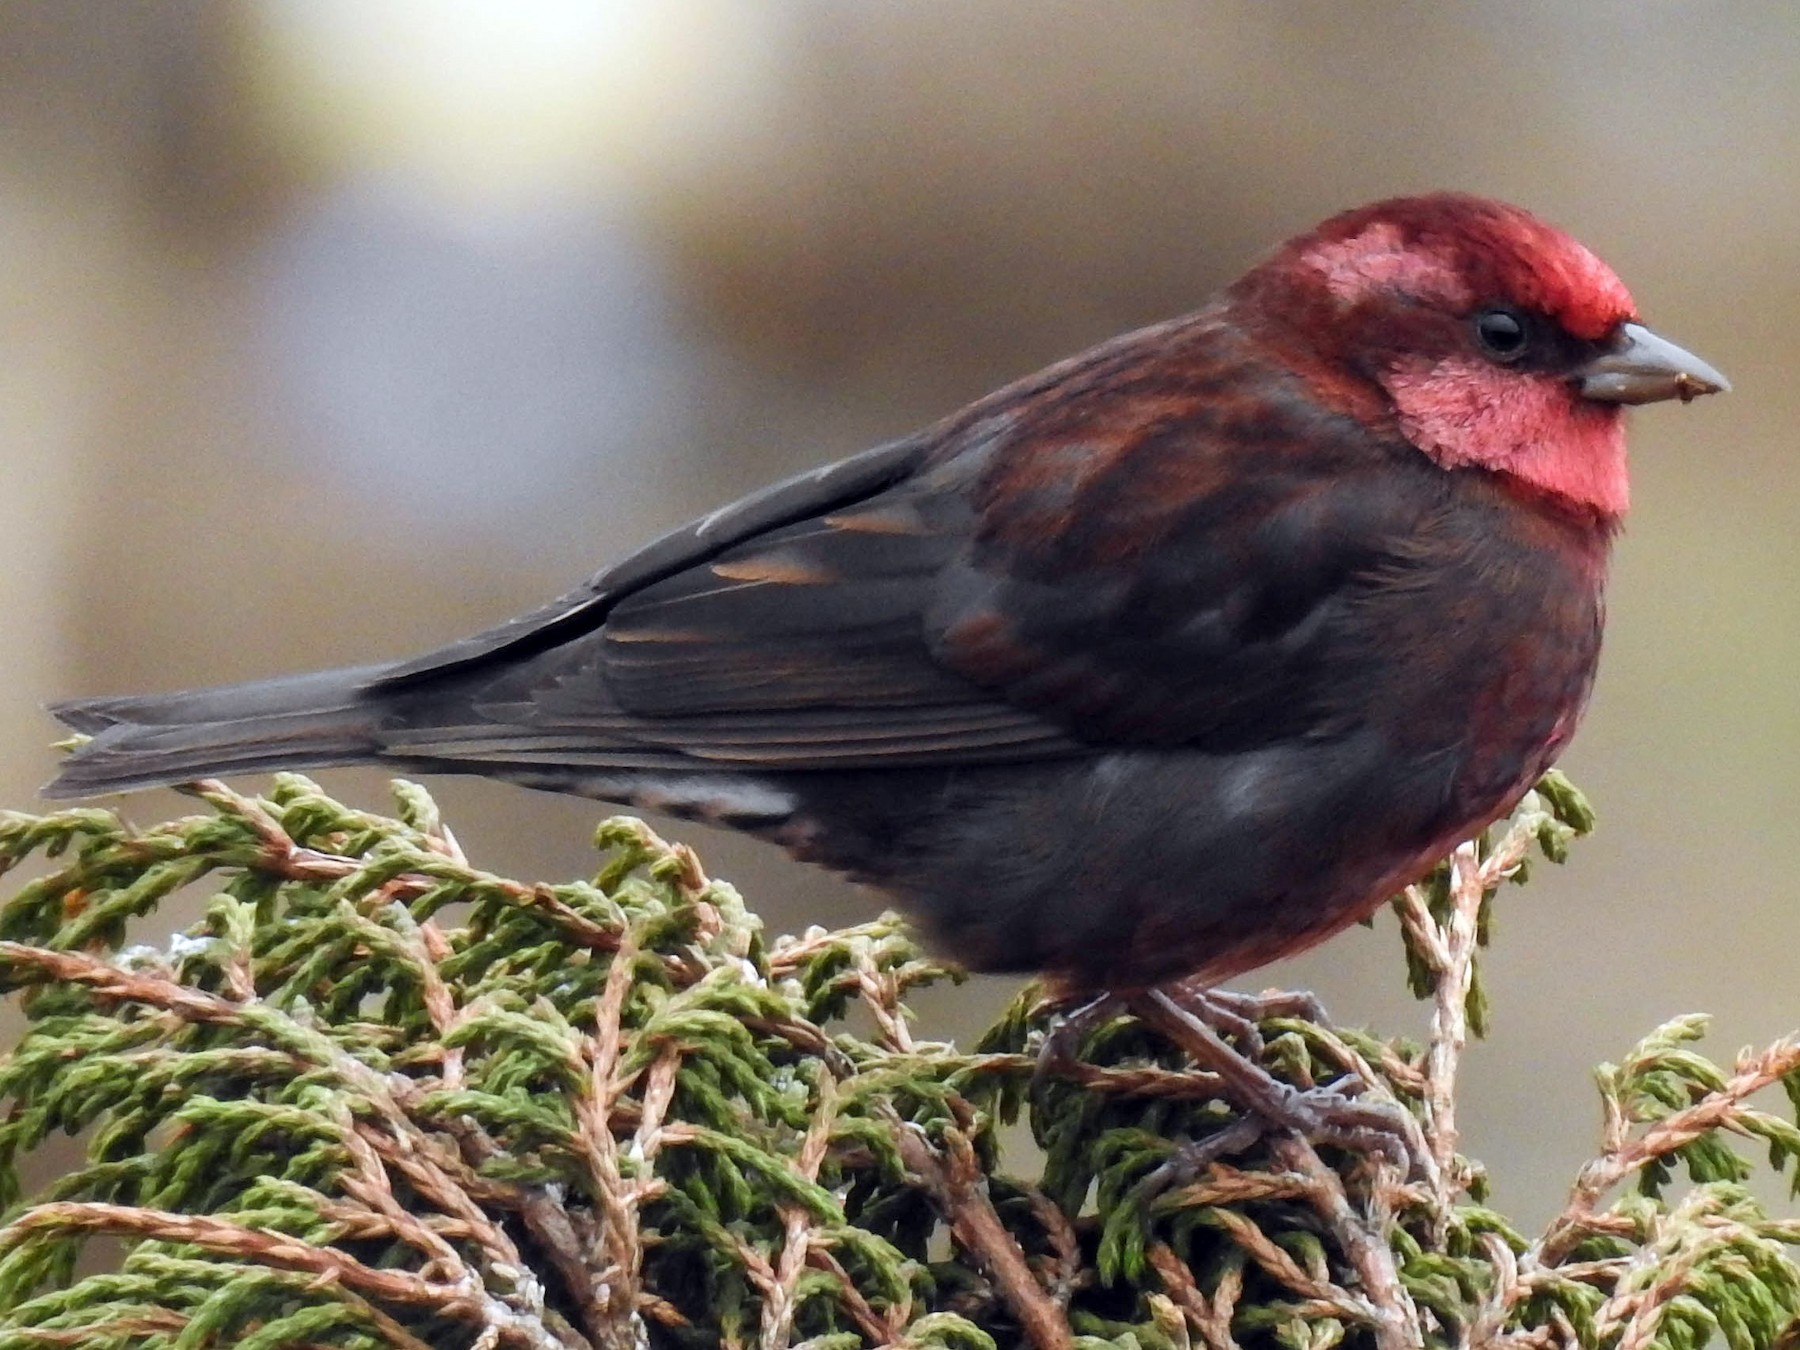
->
45, 193, 1726, 993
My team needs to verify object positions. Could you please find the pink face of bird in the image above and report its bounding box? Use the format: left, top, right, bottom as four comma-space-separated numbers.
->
1242, 194, 1726, 522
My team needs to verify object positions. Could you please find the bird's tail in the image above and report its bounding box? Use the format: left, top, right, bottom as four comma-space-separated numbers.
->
43, 663, 396, 799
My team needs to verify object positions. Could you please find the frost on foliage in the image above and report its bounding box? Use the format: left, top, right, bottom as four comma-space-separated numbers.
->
0, 771, 1792, 1350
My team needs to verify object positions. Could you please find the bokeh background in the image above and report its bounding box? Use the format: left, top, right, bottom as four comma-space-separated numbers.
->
1, 1, 1792, 1228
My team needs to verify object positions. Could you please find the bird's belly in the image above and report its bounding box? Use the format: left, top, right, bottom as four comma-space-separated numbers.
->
763, 721, 1556, 990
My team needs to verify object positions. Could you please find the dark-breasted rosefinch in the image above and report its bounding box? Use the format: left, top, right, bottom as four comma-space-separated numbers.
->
48, 193, 1725, 994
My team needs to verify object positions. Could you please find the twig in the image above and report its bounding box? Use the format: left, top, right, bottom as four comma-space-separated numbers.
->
1395, 812, 1542, 1226
0, 1203, 567, 1350
1431, 842, 1480, 1182
568, 931, 651, 1350
1267, 1135, 1421, 1350
893, 1106, 1072, 1350
1148, 1242, 1243, 1350
393, 895, 615, 1350
760, 1076, 838, 1350
188, 778, 624, 953
1533, 1036, 1800, 1268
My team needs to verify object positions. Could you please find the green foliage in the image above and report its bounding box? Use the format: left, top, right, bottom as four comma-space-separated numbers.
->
0, 774, 1792, 1350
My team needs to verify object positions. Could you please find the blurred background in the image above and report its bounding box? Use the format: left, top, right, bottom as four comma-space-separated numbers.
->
1, 1, 1792, 1227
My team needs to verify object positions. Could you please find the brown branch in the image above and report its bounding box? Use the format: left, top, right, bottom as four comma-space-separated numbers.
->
566, 931, 651, 1350
1202, 1205, 1371, 1318
1590, 1206, 1732, 1350
1024, 1183, 1082, 1313
807, 1245, 907, 1346
395, 892, 614, 1350
1412, 839, 1484, 1200
1462, 1034, 1800, 1344
335, 1117, 475, 1281
1163, 1163, 1344, 1210
857, 963, 915, 1054
0, 941, 248, 1024
893, 1105, 1071, 1350
1266, 1136, 1421, 1350
188, 779, 623, 953
299, 1193, 487, 1248
760, 1076, 838, 1350
1395, 811, 1543, 1228
0, 932, 583, 1340
1, 1202, 567, 1350
331, 1288, 447, 1350
1149, 1241, 1243, 1350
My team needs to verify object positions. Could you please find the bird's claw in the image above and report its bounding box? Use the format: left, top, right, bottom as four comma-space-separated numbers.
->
1030, 989, 1125, 1090
1138, 1116, 1269, 1197
1261, 1081, 1423, 1173
1136, 985, 1432, 1182
1197, 984, 1334, 1028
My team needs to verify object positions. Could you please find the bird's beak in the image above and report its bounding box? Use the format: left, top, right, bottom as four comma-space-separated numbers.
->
1576, 322, 1730, 406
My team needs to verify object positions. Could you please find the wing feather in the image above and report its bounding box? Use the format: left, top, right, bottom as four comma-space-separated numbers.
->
372, 435, 932, 688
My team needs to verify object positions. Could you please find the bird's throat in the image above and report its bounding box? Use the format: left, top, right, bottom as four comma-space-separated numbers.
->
1384, 356, 1629, 520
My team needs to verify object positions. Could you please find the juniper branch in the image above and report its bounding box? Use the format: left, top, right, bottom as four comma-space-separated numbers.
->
0, 771, 1795, 1350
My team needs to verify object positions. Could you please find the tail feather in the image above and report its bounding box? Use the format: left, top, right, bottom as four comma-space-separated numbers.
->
41, 664, 807, 839
43, 664, 395, 798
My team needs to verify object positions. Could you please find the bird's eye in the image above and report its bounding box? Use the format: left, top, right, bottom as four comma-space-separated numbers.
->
1473, 307, 1530, 362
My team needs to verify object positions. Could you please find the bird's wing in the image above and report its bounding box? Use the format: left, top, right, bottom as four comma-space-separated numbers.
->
383, 320, 1419, 771
373, 418, 1090, 768
375, 435, 933, 687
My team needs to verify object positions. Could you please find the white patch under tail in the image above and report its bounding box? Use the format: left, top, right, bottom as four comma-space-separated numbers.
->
501, 768, 798, 830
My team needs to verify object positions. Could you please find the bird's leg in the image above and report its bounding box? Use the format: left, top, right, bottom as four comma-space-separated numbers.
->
1135, 985, 1425, 1177
1030, 988, 1127, 1085
1162, 982, 1267, 1058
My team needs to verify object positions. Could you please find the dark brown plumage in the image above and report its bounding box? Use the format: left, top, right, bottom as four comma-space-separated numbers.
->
45, 193, 1726, 992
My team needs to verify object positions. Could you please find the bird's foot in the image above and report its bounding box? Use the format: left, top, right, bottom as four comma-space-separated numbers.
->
1030, 980, 1320, 1075
1027, 979, 1429, 1180
1136, 985, 1428, 1180
1030, 989, 1128, 1088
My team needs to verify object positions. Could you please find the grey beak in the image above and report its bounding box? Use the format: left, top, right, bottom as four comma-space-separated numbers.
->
1577, 322, 1730, 405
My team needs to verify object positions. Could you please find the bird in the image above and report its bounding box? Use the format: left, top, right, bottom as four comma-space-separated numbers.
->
46, 193, 1726, 1003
